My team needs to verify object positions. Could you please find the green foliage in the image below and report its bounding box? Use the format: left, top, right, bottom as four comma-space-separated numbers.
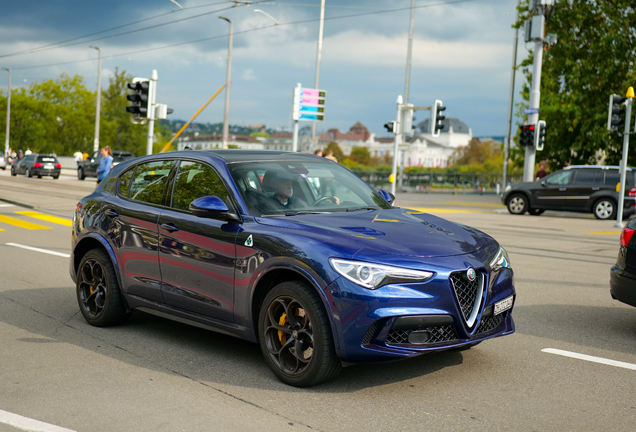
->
325, 141, 344, 161
348, 146, 371, 165
250, 131, 270, 138
516, 0, 636, 170
449, 139, 505, 173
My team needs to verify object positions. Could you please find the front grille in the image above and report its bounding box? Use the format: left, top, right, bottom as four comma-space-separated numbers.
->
450, 271, 481, 324
361, 321, 381, 345
475, 312, 504, 334
385, 325, 457, 345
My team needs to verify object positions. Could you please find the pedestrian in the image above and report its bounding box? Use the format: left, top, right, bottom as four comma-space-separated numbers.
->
535, 162, 548, 181
314, 149, 323, 157
24, 148, 32, 155
324, 149, 338, 163
83, 152, 89, 161
73, 149, 83, 161
96, 145, 113, 186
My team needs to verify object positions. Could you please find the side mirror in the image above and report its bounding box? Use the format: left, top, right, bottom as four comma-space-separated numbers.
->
541, 181, 547, 187
189, 195, 241, 222
378, 188, 396, 205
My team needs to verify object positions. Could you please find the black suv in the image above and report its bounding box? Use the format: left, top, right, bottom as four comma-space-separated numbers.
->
11, 154, 61, 179
77, 150, 135, 180
502, 165, 636, 220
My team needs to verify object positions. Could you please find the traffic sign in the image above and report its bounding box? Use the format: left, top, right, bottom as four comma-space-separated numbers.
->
292, 86, 326, 121
523, 108, 539, 114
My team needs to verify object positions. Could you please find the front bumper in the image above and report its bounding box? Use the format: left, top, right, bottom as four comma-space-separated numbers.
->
327, 264, 516, 363
610, 265, 636, 308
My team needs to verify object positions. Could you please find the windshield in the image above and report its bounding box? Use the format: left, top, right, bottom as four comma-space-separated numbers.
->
229, 160, 392, 216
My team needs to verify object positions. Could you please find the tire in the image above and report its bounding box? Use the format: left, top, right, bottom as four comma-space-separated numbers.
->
52, 175, 59, 180
37, 175, 42, 179
593, 198, 616, 220
26, 168, 32, 178
76, 249, 130, 327
258, 281, 341, 387
10, 168, 16, 176
507, 193, 528, 215
78, 168, 85, 180
528, 208, 545, 216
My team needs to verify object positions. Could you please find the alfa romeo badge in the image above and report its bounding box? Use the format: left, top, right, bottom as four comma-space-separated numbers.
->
467, 268, 476, 281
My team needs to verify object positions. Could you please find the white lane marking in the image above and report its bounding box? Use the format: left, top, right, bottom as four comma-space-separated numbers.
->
542, 348, 636, 371
6, 243, 70, 258
0, 204, 14, 207
0, 409, 76, 432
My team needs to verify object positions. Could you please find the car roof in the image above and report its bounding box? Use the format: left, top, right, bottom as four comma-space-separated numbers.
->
564, 165, 633, 171
189, 149, 323, 164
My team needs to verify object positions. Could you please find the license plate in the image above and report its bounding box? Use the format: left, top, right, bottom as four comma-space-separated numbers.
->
44, 164, 54, 169
494, 295, 514, 315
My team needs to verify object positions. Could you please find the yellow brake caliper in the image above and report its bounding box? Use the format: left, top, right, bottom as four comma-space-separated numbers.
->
278, 313, 288, 344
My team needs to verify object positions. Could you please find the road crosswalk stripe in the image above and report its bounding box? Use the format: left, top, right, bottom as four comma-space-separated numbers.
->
0, 215, 51, 230
15, 210, 72, 227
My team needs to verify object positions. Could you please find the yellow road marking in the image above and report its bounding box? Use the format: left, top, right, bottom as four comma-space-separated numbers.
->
0, 215, 51, 230
438, 201, 505, 208
15, 211, 72, 227
586, 231, 621, 235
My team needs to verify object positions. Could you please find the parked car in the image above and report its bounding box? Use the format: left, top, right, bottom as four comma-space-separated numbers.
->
0, 151, 6, 170
11, 154, 61, 179
77, 150, 135, 180
70, 150, 515, 386
610, 220, 636, 308
502, 165, 636, 220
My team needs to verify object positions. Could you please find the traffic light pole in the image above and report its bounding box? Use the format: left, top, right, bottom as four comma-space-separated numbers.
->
146, 69, 158, 155
615, 95, 633, 228
391, 95, 403, 196
523, 38, 543, 182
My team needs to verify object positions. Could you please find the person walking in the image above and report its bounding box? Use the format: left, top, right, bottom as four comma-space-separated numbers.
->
96, 146, 113, 185
324, 149, 338, 163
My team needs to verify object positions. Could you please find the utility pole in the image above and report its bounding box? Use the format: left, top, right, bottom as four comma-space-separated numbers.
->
523, 0, 555, 182
404, 0, 415, 106
615, 88, 634, 228
90, 46, 102, 153
391, 95, 403, 196
220, 16, 234, 150
146, 69, 158, 155
310, 0, 325, 152
503, 0, 520, 191
1, 68, 10, 157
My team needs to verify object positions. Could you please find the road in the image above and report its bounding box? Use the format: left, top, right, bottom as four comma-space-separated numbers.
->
0, 169, 635, 431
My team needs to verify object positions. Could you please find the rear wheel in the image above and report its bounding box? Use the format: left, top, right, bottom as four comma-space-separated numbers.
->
52, 175, 59, 180
76, 249, 130, 327
258, 281, 341, 387
593, 198, 616, 220
10, 167, 16, 176
507, 194, 528, 215
25, 168, 32, 178
78, 168, 85, 180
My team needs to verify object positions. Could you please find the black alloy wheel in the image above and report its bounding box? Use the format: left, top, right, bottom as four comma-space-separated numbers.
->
593, 198, 616, 220
76, 249, 130, 327
528, 208, 545, 216
259, 281, 341, 387
507, 193, 528, 215
78, 168, 85, 180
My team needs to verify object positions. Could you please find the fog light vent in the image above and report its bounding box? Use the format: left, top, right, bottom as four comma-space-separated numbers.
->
407, 331, 431, 345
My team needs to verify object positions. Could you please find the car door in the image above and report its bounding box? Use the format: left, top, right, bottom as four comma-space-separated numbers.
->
101, 160, 175, 303
86, 151, 101, 177
158, 160, 239, 321
569, 169, 603, 210
17, 155, 33, 174
532, 169, 574, 210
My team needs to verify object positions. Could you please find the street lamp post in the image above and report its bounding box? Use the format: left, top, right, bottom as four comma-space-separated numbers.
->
219, 16, 234, 150
90, 46, 102, 153
309, 0, 325, 151
1, 68, 10, 158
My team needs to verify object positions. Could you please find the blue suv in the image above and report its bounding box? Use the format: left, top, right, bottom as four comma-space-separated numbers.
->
70, 150, 515, 386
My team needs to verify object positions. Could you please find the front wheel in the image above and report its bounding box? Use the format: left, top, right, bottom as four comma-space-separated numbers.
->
507, 194, 528, 215
76, 249, 130, 327
258, 281, 341, 387
593, 198, 616, 220
78, 168, 85, 180
26, 168, 32, 178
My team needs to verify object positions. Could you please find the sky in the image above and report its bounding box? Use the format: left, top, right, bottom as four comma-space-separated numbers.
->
0, 0, 529, 138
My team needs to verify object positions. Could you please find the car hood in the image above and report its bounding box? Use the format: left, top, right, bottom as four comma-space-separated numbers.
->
255, 208, 489, 258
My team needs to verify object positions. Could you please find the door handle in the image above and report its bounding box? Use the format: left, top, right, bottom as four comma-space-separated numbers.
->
559, 188, 566, 191
161, 223, 179, 233
104, 209, 119, 217
592, 187, 600, 190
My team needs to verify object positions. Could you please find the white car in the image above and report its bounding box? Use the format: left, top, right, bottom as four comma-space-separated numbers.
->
0, 152, 7, 170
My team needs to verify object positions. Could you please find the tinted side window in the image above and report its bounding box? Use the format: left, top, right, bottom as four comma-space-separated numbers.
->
546, 170, 573, 185
604, 170, 620, 186
171, 161, 230, 212
129, 160, 174, 205
118, 166, 135, 197
572, 169, 601, 185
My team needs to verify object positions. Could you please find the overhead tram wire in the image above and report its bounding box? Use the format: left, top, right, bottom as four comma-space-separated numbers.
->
10, 0, 477, 71
0, 0, 275, 59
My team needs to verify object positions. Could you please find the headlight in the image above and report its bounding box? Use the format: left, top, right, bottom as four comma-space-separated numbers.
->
490, 247, 511, 271
329, 258, 434, 289
504, 184, 512, 193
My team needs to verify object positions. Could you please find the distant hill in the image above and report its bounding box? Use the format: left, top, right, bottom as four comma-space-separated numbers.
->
159, 120, 280, 136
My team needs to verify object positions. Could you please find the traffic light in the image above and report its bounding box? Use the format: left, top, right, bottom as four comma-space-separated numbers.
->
384, 121, 397, 134
430, 100, 445, 137
401, 104, 415, 134
126, 80, 150, 119
535, 120, 546, 151
607, 94, 626, 131
519, 124, 535, 147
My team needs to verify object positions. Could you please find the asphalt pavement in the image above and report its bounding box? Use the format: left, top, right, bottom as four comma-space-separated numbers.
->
0, 170, 635, 431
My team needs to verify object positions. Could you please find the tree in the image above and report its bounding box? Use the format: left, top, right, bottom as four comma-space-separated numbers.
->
324, 141, 344, 162
516, 1, 636, 169
349, 146, 371, 165
449, 139, 504, 173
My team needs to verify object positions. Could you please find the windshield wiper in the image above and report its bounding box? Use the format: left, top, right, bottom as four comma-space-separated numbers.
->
346, 206, 378, 212
284, 210, 331, 216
